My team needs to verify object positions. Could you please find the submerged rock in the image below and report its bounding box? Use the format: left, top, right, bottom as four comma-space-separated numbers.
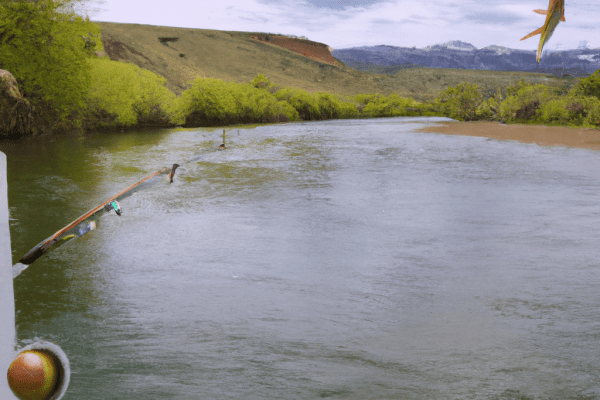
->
0, 69, 32, 139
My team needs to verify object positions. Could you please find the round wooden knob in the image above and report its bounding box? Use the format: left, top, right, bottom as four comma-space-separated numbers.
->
7, 350, 58, 400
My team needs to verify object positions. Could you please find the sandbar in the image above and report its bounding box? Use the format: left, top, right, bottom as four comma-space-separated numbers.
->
417, 121, 600, 151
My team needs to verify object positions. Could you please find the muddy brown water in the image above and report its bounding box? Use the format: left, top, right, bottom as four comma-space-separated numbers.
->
2, 117, 599, 399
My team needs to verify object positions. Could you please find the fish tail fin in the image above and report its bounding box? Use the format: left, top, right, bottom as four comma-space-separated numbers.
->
520, 27, 543, 41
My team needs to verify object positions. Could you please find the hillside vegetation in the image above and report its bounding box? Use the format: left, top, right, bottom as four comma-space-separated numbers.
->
83, 23, 600, 130
96, 22, 578, 103
0, 0, 102, 135
97, 22, 371, 99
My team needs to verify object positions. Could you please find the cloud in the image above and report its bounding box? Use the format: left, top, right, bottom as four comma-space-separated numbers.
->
95, 0, 600, 50
257, 0, 389, 11
238, 14, 270, 24
465, 11, 525, 25
370, 18, 396, 25
306, 0, 385, 10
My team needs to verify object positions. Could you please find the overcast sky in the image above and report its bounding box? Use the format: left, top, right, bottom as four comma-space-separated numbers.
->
93, 0, 600, 50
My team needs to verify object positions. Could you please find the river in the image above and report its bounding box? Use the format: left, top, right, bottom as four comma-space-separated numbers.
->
2, 117, 599, 399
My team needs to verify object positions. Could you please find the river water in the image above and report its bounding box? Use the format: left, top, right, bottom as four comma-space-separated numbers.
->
2, 117, 599, 399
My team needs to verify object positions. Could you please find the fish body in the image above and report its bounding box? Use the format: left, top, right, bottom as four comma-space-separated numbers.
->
520, 0, 565, 63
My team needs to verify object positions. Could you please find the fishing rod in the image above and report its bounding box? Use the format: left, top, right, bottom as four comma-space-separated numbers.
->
12, 129, 231, 278
12, 163, 180, 278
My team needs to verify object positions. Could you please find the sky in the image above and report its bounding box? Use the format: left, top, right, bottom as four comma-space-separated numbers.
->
93, 0, 600, 51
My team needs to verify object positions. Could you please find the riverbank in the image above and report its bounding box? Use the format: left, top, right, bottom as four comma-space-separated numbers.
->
417, 121, 600, 151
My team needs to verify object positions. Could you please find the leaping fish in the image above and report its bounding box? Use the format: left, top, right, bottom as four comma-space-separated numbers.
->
520, 0, 565, 63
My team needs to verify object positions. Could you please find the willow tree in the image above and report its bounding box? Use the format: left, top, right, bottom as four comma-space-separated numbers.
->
0, 0, 101, 131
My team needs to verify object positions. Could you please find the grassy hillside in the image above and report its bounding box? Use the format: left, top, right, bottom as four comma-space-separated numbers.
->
96, 22, 578, 102
97, 22, 376, 99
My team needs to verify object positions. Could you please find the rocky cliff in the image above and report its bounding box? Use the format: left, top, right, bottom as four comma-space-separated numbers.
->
250, 34, 340, 66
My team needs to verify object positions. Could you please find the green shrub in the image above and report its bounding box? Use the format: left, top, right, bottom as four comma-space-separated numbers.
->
574, 69, 600, 100
577, 95, 600, 126
177, 78, 239, 126
312, 92, 358, 119
86, 58, 178, 128
251, 73, 275, 91
250, 73, 282, 94
178, 77, 299, 126
352, 93, 422, 118
315, 92, 342, 119
536, 98, 570, 125
0, 1, 102, 130
412, 102, 444, 117
476, 88, 503, 120
337, 101, 361, 119
274, 87, 321, 120
497, 80, 553, 123
435, 83, 483, 121
536, 94, 600, 127
235, 84, 299, 123
362, 93, 420, 117
515, 100, 541, 120
354, 93, 384, 106
580, 95, 600, 126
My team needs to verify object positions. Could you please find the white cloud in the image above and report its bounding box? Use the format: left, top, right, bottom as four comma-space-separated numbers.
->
94, 0, 600, 50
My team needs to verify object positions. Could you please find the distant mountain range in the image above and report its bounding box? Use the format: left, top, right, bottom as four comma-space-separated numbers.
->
331, 40, 600, 77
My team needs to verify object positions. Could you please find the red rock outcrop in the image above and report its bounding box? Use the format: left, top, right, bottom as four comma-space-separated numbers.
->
250, 35, 340, 66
